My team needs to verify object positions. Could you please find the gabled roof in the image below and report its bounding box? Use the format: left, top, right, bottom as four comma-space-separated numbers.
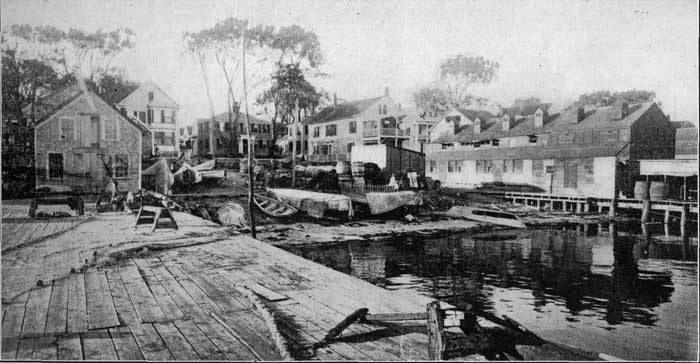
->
434, 103, 654, 144
453, 108, 495, 122
303, 96, 382, 125
671, 121, 696, 129
427, 142, 630, 161
501, 103, 551, 118
117, 80, 179, 109
22, 84, 84, 122
32, 83, 151, 134
196, 111, 270, 124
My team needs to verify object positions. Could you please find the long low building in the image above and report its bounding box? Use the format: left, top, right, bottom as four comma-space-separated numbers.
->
426, 102, 676, 199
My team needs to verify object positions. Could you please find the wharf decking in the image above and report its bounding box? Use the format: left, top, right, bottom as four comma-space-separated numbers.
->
1, 201, 445, 361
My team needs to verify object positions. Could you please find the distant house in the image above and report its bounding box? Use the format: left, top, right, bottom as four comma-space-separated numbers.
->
195, 112, 272, 157
428, 107, 497, 144
34, 84, 149, 193
671, 121, 697, 159
426, 102, 675, 198
179, 125, 197, 160
302, 88, 408, 162
116, 81, 180, 157
400, 107, 444, 153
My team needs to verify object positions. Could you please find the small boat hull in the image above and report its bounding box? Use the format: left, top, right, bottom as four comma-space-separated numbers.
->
254, 194, 298, 217
447, 206, 526, 229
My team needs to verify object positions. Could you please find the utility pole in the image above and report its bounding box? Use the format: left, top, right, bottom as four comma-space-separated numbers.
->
291, 97, 299, 188
241, 20, 256, 238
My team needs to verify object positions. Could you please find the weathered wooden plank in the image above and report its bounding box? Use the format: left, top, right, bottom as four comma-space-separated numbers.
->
153, 322, 200, 360
57, 334, 83, 360
81, 329, 118, 360
181, 268, 251, 313
216, 310, 285, 360
21, 284, 53, 337
1, 304, 25, 359
194, 320, 258, 360
173, 319, 227, 360
274, 312, 347, 361
109, 326, 145, 361
119, 263, 167, 323
32, 336, 57, 361
366, 312, 427, 321
162, 263, 222, 315
45, 277, 69, 335
246, 282, 289, 302
132, 259, 185, 321
85, 270, 120, 330
105, 269, 173, 361
15, 338, 35, 360
149, 265, 210, 323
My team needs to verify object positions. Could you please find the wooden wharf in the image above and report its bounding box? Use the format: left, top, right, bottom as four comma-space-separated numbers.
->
1, 201, 457, 361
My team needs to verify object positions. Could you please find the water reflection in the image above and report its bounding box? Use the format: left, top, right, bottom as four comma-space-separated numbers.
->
285, 223, 696, 329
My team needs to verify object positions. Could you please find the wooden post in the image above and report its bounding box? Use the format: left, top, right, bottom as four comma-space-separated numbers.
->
664, 207, 671, 224
609, 198, 617, 217
680, 204, 689, 233
291, 98, 298, 188
427, 301, 445, 360
241, 22, 256, 239
537, 199, 542, 210
641, 200, 651, 224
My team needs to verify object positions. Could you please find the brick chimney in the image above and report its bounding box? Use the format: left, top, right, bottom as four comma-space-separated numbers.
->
502, 114, 512, 131
473, 118, 483, 134
534, 108, 544, 127
577, 107, 585, 123
333, 93, 337, 106
385, 86, 389, 96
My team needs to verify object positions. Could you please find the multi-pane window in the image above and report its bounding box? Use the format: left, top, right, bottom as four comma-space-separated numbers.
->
326, 124, 337, 136
139, 111, 146, 123
161, 110, 165, 123
147, 109, 154, 124
349, 121, 356, 134
113, 154, 129, 178
171, 110, 176, 124
448, 161, 454, 173
48, 153, 63, 178
103, 118, 118, 140
60, 118, 74, 140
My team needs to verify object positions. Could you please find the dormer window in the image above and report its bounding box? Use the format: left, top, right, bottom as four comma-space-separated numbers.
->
529, 135, 538, 144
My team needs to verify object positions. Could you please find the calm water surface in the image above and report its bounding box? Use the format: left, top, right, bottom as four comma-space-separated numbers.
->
282, 222, 698, 361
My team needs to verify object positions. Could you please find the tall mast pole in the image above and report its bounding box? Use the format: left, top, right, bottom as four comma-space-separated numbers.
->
291, 97, 299, 187
242, 19, 256, 238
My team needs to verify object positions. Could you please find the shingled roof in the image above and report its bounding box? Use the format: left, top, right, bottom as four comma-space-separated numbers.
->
501, 103, 551, 118
22, 84, 84, 123
303, 97, 382, 125
434, 103, 654, 144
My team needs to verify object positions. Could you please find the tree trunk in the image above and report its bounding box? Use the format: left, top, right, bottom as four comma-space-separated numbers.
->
241, 24, 256, 239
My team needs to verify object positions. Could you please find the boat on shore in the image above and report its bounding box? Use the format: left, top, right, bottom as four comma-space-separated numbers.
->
447, 205, 526, 228
253, 194, 298, 217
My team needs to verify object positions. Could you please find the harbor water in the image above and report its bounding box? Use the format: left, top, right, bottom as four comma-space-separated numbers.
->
283, 222, 698, 361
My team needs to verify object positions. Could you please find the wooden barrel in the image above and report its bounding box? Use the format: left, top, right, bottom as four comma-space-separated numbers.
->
335, 161, 350, 175
649, 181, 669, 201
634, 181, 649, 200
351, 162, 364, 179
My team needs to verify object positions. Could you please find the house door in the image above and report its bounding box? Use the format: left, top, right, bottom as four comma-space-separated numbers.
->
564, 161, 578, 189
494, 160, 504, 183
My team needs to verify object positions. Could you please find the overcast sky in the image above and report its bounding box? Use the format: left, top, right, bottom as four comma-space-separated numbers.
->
2, 0, 698, 126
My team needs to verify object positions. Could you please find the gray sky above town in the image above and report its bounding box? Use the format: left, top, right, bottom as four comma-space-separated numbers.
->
2, 0, 698, 126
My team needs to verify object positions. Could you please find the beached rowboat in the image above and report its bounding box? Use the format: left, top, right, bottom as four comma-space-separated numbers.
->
447, 206, 526, 229
253, 194, 298, 217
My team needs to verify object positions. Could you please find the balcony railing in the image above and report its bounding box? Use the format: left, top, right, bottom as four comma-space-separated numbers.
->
307, 153, 349, 162
362, 127, 407, 138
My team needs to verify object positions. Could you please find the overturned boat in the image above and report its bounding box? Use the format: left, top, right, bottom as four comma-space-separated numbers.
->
447, 205, 526, 229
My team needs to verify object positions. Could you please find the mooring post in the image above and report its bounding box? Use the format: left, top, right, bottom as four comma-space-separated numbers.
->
609, 198, 617, 217
641, 200, 651, 224
427, 301, 445, 360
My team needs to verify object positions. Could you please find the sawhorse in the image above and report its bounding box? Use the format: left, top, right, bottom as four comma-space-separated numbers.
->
134, 205, 179, 232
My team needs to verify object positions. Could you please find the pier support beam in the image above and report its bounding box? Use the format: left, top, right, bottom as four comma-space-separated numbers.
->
609, 199, 617, 217
641, 200, 651, 224
664, 208, 671, 224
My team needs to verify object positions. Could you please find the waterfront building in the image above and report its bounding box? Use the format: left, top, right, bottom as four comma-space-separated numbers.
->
195, 112, 272, 157
302, 88, 409, 162
400, 107, 444, 153
33, 84, 149, 193
426, 102, 676, 198
672, 121, 698, 159
116, 81, 180, 157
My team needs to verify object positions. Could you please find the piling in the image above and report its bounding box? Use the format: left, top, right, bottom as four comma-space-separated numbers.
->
427, 301, 445, 360
641, 200, 651, 224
